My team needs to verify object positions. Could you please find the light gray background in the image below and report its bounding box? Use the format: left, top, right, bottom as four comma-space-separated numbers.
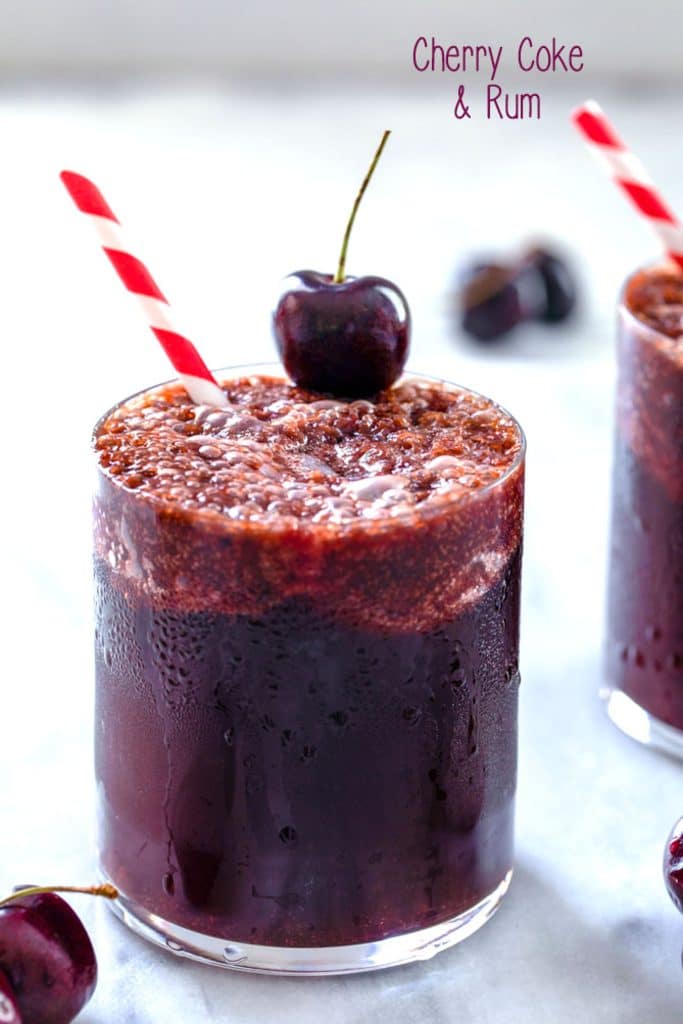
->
0, 0, 681, 81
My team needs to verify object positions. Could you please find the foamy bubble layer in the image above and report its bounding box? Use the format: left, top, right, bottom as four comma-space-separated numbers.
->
95, 375, 522, 526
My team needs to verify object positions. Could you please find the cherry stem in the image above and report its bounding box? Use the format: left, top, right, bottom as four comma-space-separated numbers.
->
0, 884, 118, 908
333, 129, 391, 285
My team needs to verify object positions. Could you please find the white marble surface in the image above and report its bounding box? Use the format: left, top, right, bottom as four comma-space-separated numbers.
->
1, 84, 683, 1022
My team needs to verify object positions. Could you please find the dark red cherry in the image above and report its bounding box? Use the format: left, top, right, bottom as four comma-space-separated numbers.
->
272, 130, 410, 398
459, 261, 544, 342
0, 970, 22, 1024
529, 247, 577, 323
0, 885, 116, 1024
664, 817, 683, 914
273, 270, 409, 397
459, 263, 525, 341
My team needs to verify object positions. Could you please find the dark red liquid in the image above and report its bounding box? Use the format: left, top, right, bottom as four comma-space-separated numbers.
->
95, 548, 520, 946
606, 267, 683, 728
606, 440, 683, 724
94, 375, 524, 947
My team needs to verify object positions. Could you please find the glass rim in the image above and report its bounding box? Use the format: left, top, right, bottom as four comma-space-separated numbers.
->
92, 361, 526, 534
618, 261, 683, 348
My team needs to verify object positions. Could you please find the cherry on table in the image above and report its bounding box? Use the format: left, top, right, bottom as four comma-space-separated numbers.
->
459, 262, 529, 341
0, 970, 22, 1024
664, 817, 683, 914
457, 245, 576, 342
272, 130, 410, 398
0, 884, 116, 1024
529, 247, 577, 323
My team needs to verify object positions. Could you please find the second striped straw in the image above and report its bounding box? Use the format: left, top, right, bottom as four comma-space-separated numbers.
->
572, 100, 683, 270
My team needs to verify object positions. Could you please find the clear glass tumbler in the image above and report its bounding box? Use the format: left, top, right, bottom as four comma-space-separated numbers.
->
93, 364, 525, 974
604, 266, 683, 756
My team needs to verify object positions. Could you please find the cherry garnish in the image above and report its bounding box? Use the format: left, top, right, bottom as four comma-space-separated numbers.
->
273, 131, 410, 398
0, 884, 116, 1024
274, 270, 409, 397
664, 818, 683, 914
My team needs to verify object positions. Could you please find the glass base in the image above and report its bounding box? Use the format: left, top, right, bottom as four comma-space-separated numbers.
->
602, 686, 683, 759
104, 870, 512, 976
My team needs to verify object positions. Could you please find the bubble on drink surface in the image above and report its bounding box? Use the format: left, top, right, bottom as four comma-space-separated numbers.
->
198, 444, 222, 460
343, 475, 409, 502
426, 455, 464, 471
95, 375, 522, 529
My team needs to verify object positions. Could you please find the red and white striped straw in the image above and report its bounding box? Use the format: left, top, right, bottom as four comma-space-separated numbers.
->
60, 171, 227, 407
572, 100, 683, 270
